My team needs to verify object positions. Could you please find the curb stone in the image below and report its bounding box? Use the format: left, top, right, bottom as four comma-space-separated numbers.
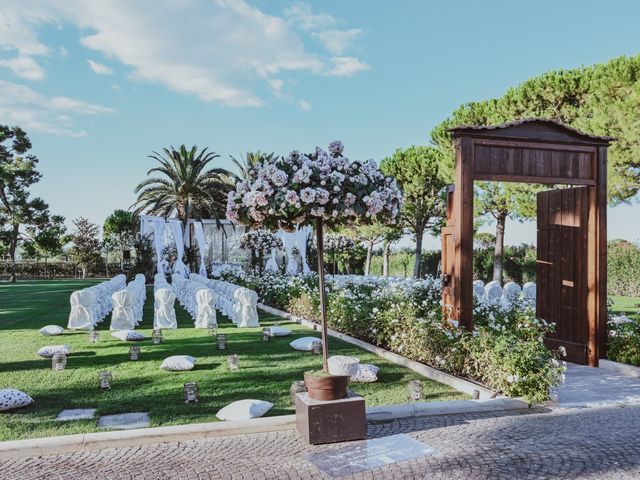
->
0, 398, 530, 459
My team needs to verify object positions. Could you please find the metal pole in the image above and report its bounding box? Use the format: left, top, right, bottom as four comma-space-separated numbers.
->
315, 218, 329, 372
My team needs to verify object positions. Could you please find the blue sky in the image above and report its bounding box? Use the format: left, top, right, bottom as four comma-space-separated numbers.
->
0, 0, 639, 249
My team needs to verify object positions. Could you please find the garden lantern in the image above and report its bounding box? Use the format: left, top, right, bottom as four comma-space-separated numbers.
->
152, 329, 163, 345
99, 371, 112, 389
408, 380, 422, 402
312, 340, 322, 355
290, 380, 307, 405
52, 353, 67, 371
89, 330, 99, 343
217, 334, 227, 350
183, 382, 200, 403
129, 345, 141, 361
261, 327, 271, 342
209, 325, 218, 337
227, 353, 239, 370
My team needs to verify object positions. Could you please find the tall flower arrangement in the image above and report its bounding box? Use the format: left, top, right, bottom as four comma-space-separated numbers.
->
240, 229, 284, 271
227, 141, 402, 371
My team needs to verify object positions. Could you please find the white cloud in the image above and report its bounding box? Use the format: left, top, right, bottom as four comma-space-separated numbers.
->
312, 28, 363, 55
0, 80, 115, 137
298, 100, 312, 111
326, 56, 370, 77
87, 59, 113, 75
0, 1, 369, 108
269, 78, 284, 96
285, 3, 336, 31
0, 55, 46, 80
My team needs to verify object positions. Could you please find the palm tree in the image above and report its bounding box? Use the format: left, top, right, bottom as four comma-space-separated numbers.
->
133, 145, 232, 226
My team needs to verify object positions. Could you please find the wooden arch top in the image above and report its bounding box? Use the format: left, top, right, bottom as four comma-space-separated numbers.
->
447, 118, 611, 187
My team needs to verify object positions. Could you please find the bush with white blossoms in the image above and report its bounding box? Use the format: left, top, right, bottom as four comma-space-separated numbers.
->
239, 229, 283, 255
222, 269, 565, 403
606, 298, 640, 366
226, 141, 402, 231
324, 234, 355, 255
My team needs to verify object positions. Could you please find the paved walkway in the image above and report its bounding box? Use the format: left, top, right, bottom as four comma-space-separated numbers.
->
2, 404, 640, 479
553, 363, 640, 407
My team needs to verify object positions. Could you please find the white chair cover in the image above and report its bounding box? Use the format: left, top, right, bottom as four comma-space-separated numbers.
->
67, 290, 96, 330
237, 288, 260, 327
473, 280, 485, 300
502, 282, 522, 305
523, 282, 537, 303
110, 290, 136, 330
195, 288, 217, 328
484, 281, 503, 304
154, 288, 177, 329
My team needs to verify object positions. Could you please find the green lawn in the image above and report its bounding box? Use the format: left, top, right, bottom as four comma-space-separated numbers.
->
0, 280, 467, 441
610, 295, 640, 318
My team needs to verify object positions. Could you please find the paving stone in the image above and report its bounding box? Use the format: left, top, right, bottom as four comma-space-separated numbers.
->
3, 405, 640, 479
96, 412, 150, 430
55, 408, 97, 422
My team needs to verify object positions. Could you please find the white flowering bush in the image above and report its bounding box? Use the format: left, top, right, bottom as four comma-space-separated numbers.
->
222, 269, 565, 403
607, 298, 640, 366
226, 141, 402, 231
239, 229, 283, 255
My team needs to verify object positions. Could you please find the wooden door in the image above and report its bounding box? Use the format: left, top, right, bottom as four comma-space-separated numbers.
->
537, 186, 590, 364
441, 225, 456, 318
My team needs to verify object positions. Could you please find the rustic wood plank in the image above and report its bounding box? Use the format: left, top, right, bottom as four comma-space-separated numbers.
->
473, 173, 595, 186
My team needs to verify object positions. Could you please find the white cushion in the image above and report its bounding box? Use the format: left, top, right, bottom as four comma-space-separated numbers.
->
0, 389, 33, 411
38, 325, 64, 336
160, 355, 197, 371
36, 345, 70, 358
289, 337, 322, 352
351, 364, 379, 383
269, 326, 292, 337
215, 399, 273, 421
328, 355, 360, 376
111, 330, 146, 341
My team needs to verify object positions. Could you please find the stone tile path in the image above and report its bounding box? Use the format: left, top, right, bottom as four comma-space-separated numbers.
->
55, 409, 97, 422
96, 412, 150, 430
553, 363, 640, 407
2, 405, 640, 479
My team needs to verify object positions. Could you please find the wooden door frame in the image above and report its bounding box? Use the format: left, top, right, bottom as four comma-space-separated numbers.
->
442, 119, 611, 367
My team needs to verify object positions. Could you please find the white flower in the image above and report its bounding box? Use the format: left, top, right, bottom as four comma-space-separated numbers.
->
285, 190, 299, 205
300, 187, 315, 203
271, 169, 288, 187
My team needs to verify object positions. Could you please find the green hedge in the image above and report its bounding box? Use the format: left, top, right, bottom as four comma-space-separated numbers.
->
608, 240, 640, 297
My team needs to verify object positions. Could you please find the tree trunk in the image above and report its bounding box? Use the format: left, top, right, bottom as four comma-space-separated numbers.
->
44, 257, 48, 278
315, 219, 330, 372
9, 223, 19, 283
383, 240, 391, 277
413, 227, 424, 279
493, 213, 507, 283
364, 240, 373, 276
81, 265, 87, 279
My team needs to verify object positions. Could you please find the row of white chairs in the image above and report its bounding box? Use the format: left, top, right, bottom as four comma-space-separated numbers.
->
190, 273, 260, 328
474, 280, 536, 307
171, 274, 217, 329
153, 274, 177, 330
67, 274, 127, 331
110, 274, 146, 330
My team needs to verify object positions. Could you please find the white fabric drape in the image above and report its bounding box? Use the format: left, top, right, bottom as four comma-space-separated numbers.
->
154, 287, 177, 329
265, 248, 278, 272
280, 231, 298, 274
296, 226, 311, 274
169, 220, 189, 277
152, 219, 166, 274
193, 221, 208, 277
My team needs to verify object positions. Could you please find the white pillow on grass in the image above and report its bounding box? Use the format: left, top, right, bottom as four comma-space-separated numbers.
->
289, 337, 321, 351
351, 364, 380, 383
328, 355, 360, 376
38, 325, 64, 336
269, 326, 292, 337
111, 330, 146, 341
160, 355, 197, 371
36, 345, 70, 358
0, 389, 33, 411
216, 399, 273, 421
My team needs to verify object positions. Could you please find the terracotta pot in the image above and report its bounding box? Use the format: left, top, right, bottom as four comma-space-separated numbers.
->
304, 373, 350, 401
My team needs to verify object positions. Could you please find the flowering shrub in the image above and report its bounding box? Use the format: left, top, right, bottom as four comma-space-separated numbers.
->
223, 270, 565, 403
324, 234, 355, 254
239, 229, 283, 255
226, 141, 402, 231
607, 303, 640, 366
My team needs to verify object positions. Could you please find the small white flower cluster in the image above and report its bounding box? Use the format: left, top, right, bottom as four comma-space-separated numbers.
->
239, 229, 283, 255
226, 141, 403, 231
